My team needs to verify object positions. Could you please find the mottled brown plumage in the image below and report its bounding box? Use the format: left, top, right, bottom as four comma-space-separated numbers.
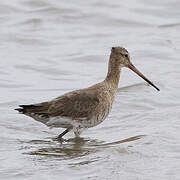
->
15, 47, 159, 138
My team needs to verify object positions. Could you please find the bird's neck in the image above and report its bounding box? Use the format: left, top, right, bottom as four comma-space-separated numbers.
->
105, 57, 122, 90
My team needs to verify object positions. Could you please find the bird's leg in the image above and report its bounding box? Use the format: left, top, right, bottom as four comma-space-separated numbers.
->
74, 126, 83, 137
57, 128, 70, 139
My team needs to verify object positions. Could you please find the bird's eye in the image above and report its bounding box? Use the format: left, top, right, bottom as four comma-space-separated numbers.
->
124, 54, 128, 58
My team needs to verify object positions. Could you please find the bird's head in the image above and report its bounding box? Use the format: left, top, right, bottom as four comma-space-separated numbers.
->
110, 47, 160, 91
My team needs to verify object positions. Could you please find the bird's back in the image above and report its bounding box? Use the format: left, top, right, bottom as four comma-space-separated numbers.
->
15, 81, 114, 128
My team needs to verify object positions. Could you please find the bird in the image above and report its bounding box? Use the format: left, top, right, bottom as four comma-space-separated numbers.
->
15, 47, 160, 139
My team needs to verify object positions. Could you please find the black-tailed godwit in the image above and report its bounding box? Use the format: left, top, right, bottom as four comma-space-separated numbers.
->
15, 47, 160, 138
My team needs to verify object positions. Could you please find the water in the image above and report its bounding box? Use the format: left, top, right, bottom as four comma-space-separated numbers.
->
0, 0, 180, 179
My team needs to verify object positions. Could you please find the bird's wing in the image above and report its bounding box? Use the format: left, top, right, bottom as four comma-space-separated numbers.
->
48, 90, 100, 119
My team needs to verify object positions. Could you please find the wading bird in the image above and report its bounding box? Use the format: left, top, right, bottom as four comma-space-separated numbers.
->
15, 47, 160, 138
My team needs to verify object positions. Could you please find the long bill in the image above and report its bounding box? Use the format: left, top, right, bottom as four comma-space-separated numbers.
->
128, 63, 160, 91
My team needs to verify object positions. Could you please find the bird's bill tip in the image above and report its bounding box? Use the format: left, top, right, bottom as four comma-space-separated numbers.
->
128, 63, 160, 91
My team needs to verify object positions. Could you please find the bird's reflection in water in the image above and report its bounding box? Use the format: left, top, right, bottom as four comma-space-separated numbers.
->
22, 135, 145, 159
23, 137, 101, 159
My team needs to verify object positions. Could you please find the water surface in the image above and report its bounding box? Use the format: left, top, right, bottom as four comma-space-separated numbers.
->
0, 0, 180, 179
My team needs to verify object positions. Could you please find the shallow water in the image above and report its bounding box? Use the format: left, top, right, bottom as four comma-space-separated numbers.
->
0, 0, 180, 179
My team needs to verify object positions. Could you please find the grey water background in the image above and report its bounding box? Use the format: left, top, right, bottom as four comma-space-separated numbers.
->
0, 0, 180, 179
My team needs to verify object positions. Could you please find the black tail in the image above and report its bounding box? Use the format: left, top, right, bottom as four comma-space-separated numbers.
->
15, 102, 50, 115
15, 104, 37, 113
